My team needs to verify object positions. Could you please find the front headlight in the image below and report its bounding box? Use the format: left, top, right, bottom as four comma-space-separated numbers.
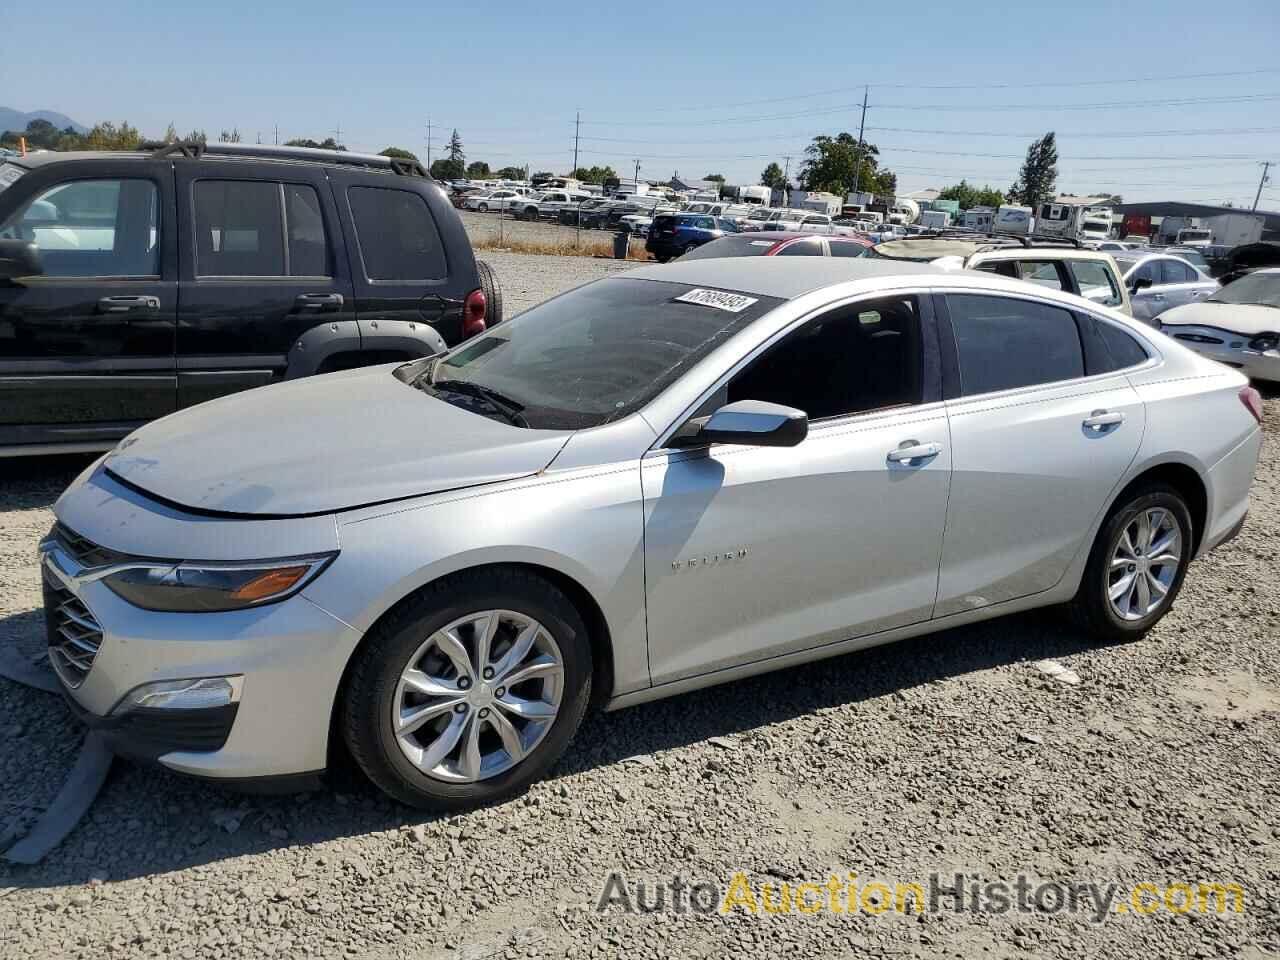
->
103, 554, 336, 612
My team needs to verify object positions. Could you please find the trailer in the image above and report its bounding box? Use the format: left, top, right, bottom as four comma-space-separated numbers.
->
963, 206, 995, 231
994, 205, 1034, 235
1202, 213, 1264, 247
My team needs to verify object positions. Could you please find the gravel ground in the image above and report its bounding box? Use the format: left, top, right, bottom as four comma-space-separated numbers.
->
468, 250, 633, 317
1, 255, 1277, 958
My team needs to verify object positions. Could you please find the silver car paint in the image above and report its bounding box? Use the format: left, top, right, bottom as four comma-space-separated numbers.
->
48, 260, 1261, 780
1122, 254, 1219, 324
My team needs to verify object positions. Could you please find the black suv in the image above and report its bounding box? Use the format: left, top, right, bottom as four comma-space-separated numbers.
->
0, 142, 502, 455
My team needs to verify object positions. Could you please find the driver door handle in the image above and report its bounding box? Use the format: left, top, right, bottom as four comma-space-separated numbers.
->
887, 441, 943, 463
96, 295, 159, 314
1083, 410, 1125, 430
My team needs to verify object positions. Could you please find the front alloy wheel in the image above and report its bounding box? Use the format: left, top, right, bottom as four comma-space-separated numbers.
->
393, 610, 564, 782
341, 569, 592, 809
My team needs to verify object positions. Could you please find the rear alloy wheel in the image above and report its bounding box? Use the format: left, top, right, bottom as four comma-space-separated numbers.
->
683, 243, 698, 257
1068, 485, 1193, 642
341, 569, 592, 809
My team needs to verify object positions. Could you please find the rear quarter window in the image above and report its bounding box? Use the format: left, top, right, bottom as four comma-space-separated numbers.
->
348, 186, 447, 281
947, 294, 1085, 395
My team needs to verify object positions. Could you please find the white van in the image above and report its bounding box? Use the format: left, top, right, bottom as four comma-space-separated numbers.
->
994, 205, 1034, 235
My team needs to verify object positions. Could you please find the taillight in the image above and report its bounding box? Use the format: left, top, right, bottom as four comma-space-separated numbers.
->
1239, 386, 1264, 424
463, 289, 487, 338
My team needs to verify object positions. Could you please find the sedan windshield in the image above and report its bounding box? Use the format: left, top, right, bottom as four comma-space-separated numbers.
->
417, 278, 782, 429
1206, 271, 1280, 308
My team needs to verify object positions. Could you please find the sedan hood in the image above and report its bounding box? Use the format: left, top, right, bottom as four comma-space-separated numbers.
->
1158, 301, 1280, 336
104, 365, 571, 517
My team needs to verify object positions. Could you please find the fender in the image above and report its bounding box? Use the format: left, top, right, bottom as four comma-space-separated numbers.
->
283, 319, 446, 379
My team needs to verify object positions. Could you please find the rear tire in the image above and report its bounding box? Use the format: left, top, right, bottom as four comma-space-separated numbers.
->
340, 569, 592, 810
682, 243, 698, 258
1067, 484, 1193, 643
476, 259, 504, 326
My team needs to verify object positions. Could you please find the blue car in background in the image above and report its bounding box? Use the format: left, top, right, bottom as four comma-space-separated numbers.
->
646, 213, 739, 262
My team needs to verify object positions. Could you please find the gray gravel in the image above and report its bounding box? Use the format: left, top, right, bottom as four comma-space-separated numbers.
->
1, 257, 1278, 958
471, 250, 633, 317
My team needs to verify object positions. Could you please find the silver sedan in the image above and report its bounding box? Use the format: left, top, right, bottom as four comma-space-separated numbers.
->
44, 258, 1263, 808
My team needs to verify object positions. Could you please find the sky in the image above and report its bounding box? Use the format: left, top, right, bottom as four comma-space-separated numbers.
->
4, 0, 1280, 208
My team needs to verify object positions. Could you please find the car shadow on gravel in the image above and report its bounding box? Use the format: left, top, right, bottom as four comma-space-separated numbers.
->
1, 455, 92, 510
2, 605, 1109, 891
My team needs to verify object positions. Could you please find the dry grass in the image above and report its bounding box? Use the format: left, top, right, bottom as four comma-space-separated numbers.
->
472, 234, 652, 260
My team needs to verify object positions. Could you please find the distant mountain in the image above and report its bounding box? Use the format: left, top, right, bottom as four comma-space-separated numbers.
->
0, 107, 88, 136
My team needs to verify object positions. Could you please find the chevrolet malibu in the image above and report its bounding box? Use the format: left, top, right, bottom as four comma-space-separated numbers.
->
42, 258, 1263, 809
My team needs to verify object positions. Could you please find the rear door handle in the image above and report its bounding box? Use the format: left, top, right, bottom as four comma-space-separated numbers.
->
887, 440, 943, 463
1083, 410, 1125, 430
295, 293, 344, 312
96, 295, 159, 314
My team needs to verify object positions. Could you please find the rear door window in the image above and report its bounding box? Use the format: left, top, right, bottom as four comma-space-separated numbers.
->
1016, 260, 1067, 290
1160, 260, 1195, 284
947, 294, 1085, 396
194, 180, 285, 277
284, 183, 331, 277
1097, 321, 1150, 369
775, 238, 824, 256
1067, 260, 1123, 307
348, 186, 447, 281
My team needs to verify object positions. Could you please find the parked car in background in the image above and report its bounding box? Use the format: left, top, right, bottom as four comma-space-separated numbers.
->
0, 142, 501, 456
645, 214, 738, 261
463, 189, 525, 212
1157, 268, 1280, 382
1165, 247, 1211, 274
43, 256, 1262, 808
872, 236, 1134, 316
677, 231, 872, 260
518, 190, 591, 221
1110, 251, 1219, 325
557, 197, 611, 226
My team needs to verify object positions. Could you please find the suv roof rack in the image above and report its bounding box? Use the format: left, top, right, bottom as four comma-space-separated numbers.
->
139, 141, 430, 178
884, 230, 1082, 249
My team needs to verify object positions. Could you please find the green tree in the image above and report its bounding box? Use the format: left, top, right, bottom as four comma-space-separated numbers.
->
446, 129, 464, 166
938, 180, 1008, 210
163, 123, 179, 144
571, 165, 617, 185
495, 166, 526, 180
760, 162, 786, 189
703, 173, 726, 183
429, 157, 465, 180
466, 160, 491, 178
799, 133, 895, 198
1008, 132, 1058, 209
184, 129, 208, 144
379, 147, 419, 161
288, 137, 345, 151
218, 128, 242, 143
85, 121, 142, 150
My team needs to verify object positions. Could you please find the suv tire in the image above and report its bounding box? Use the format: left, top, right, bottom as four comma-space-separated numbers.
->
476, 259, 504, 327
1067, 484, 1193, 643
340, 568, 592, 810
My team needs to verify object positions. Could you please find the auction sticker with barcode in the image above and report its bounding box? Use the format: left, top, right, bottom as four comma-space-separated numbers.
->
674, 288, 760, 313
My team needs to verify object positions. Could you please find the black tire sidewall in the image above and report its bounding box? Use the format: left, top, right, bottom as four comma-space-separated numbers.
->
1089, 487, 1193, 636
347, 574, 591, 808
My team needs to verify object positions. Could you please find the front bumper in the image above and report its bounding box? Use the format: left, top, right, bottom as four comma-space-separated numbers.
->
1161, 323, 1280, 381
39, 523, 362, 783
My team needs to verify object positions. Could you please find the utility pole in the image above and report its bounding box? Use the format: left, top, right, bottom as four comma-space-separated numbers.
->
1252, 161, 1272, 212
426, 118, 433, 168
781, 155, 791, 206
332, 124, 342, 148
273, 124, 279, 145
573, 111, 581, 175
852, 85, 869, 196
634, 159, 641, 188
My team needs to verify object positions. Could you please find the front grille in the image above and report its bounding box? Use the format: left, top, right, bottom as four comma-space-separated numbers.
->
42, 569, 104, 688
52, 522, 130, 568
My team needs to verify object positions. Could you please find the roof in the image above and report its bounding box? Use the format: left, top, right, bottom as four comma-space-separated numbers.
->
8, 142, 425, 177
619, 256, 948, 299
1114, 200, 1280, 235
968, 247, 1117, 263
7, 150, 153, 168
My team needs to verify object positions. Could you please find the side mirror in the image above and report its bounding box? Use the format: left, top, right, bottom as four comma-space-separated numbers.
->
1130, 276, 1153, 293
0, 239, 42, 280
673, 399, 808, 448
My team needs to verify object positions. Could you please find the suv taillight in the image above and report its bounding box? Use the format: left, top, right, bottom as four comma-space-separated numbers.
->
1239, 386, 1264, 425
463, 289, 487, 339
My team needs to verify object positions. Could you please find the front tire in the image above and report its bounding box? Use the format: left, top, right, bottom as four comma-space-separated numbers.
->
340, 569, 592, 810
1068, 485, 1193, 642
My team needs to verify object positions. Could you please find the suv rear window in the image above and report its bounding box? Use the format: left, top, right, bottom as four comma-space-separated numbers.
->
348, 186, 447, 281
194, 181, 330, 278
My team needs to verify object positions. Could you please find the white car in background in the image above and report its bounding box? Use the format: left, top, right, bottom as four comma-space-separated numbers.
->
463, 189, 526, 212
1110, 251, 1220, 325
1158, 268, 1280, 382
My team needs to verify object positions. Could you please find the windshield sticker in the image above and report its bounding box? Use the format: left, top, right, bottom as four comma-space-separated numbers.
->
675, 288, 760, 313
